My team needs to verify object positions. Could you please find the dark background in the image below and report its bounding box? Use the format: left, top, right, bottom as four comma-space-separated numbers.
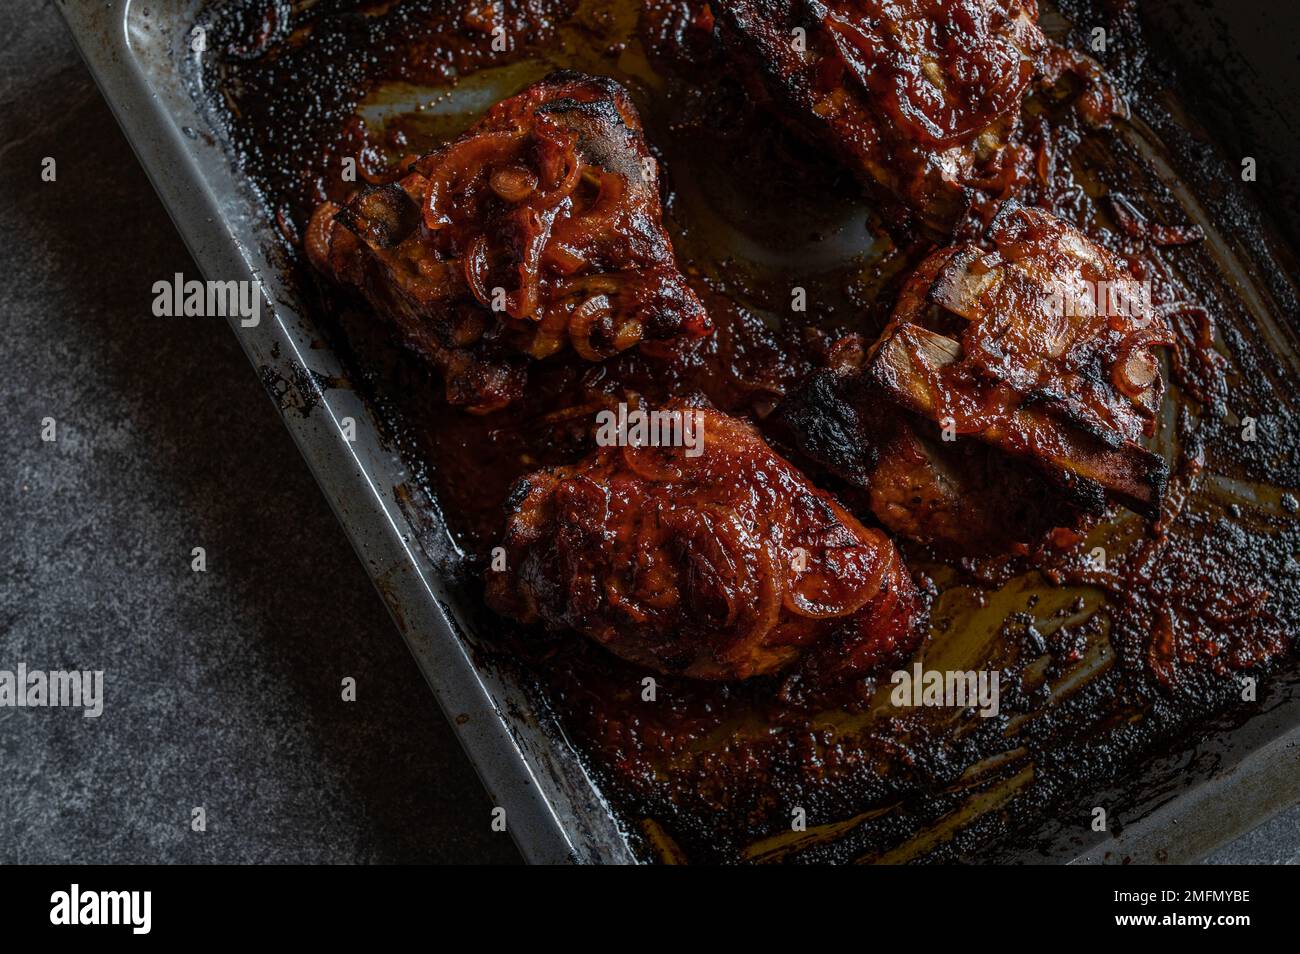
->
0, 0, 1293, 863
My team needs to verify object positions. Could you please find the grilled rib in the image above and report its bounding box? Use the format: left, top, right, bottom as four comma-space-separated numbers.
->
714, 0, 1048, 231
715, 0, 1127, 234
486, 402, 921, 680
866, 203, 1170, 515
776, 364, 1083, 552
306, 71, 712, 413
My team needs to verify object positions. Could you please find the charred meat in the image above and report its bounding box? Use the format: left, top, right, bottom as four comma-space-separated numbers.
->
486, 403, 920, 680
777, 364, 1082, 553
777, 204, 1169, 547
867, 203, 1170, 516
306, 71, 712, 413
714, 0, 1121, 232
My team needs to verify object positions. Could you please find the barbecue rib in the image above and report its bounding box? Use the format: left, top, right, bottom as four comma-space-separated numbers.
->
776, 365, 1080, 552
306, 71, 712, 413
486, 402, 921, 680
714, 0, 1120, 232
868, 203, 1170, 516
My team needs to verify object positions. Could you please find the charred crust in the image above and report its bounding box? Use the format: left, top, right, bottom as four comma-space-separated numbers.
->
502, 475, 535, 514
335, 182, 420, 250
774, 369, 881, 488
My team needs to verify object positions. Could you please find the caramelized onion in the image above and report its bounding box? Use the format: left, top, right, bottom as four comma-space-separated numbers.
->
463, 234, 491, 306
489, 164, 538, 203
567, 296, 610, 359
553, 171, 628, 249
421, 130, 526, 230
524, 302, 572, 359
304, 202, 339, 275
568, 294, 644, 361
1111, 327, 1174, 400
508, 206, 554, 320
784, 542, 882, 619
543, 240, 587, 274
1114, 349, 1159, 399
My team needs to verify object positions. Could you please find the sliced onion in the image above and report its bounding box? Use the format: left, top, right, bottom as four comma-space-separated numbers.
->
1114, 349, 1158, 399
421, 130, 525, 231
509, 206, 556, 321
524, 304, 571, 359
462, 234, 491, 306
542, 240, 587, 275
1111, 326, 1174, 399
489, 165, 538, 203
568, 294, 614, 361
783, 541, 882, 620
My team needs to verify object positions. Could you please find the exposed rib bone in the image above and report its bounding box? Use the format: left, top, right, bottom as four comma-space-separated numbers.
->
869, 324, 1168, 515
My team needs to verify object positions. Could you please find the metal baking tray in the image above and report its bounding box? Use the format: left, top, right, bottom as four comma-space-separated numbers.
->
57, 0, 1300, 864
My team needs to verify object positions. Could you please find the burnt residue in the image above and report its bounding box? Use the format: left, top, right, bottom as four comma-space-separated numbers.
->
1129, 0, 1300, 254
199, 0, 578, 216
200, 0, 1300, 863
258, 361, 325, 417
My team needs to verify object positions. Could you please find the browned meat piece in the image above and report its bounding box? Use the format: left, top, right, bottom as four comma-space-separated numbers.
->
714, 0, 1044, 230
866, 203, 1171, 516
306, 71, 712, 413
867, 418, 1067, 551
775, 366, 1080, 553
486, 403, 921, 680
714, 0, 1123, 232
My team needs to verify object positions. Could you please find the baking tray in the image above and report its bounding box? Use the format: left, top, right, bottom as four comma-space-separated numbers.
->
55, 0, 1300, 864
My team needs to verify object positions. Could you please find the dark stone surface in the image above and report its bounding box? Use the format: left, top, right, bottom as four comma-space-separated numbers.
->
0, 0, 520, 864
0, 0, 1293, 865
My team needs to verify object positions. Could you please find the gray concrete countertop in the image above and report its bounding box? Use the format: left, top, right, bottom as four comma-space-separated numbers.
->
0, 0, 1293, 865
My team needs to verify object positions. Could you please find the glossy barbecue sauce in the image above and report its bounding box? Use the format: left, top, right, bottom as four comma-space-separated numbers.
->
203, 0, 1299, 862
